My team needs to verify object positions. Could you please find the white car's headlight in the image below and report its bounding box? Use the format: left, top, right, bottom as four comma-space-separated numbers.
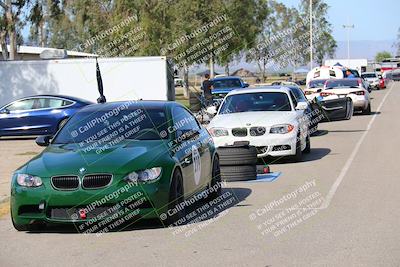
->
270, 124, 295, 134
16, 174, 43, 187
208, 127, 229, 137
124, 167, 162, 184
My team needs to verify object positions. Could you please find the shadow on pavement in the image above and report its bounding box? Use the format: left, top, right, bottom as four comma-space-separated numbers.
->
258, 148, 331, 165
328, 129, 366, 133
24, 187, 252, 234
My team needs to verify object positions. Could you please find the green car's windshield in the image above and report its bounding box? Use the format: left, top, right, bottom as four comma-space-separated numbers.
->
53, 108, 169, 144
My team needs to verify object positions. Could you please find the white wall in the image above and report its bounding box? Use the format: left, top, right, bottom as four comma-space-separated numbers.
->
0, 56, 173, 107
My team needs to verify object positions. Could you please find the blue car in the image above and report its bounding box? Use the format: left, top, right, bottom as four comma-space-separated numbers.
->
0, 95, 92, 137
211, 76, 249, 102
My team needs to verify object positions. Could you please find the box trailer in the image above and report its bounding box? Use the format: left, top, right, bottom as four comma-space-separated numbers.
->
0, 56, 174, 107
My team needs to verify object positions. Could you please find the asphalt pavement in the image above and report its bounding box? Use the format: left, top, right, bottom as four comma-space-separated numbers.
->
0, 83, 399, 266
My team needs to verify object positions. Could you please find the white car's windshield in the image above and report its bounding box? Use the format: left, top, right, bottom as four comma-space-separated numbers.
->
219, 92, 292, 114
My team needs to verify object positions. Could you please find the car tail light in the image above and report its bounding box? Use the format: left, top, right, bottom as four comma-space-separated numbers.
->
358, 79, 362, 86
304, 91, 313, 95
320, 92, 334, 97
351, 91, 365, 95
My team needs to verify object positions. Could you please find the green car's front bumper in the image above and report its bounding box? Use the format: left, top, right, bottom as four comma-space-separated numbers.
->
10, 171, 173, 228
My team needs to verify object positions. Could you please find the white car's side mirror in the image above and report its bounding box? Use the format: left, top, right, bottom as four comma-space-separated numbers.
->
295, 102, 308, 110
206, 106, 217, 115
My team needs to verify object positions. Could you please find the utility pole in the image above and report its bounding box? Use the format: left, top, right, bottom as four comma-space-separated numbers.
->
309, 0, 313, 69
342, 23, 354, 65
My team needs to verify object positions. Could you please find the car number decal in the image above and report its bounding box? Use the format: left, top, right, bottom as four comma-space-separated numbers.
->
192, 145, 201, 185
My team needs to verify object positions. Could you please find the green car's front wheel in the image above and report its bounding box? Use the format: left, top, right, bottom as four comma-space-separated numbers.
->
11, 207, 45, 231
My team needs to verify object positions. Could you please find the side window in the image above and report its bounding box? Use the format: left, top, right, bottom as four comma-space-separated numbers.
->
42, 98, 72, 108
289, 92, 298, 108
62, 100, 74, 106
172, 107, 200, 136
6, 98, 37, 111
329, 70, 336, 77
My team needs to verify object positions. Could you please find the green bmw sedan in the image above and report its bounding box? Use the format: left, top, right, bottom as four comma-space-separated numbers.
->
10, 100, 221, 231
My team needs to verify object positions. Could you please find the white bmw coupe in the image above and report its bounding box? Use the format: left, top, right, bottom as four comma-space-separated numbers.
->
208, 87, 311, 161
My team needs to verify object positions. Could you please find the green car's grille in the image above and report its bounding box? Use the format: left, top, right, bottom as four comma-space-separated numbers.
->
82, 174, 112, 189
51, 176, 79, 190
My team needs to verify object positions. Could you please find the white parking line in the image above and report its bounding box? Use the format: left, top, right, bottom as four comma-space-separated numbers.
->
321, 83, 395, 209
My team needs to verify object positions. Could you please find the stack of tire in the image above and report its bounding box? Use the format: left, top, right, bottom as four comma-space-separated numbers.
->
217, 142, 257, 182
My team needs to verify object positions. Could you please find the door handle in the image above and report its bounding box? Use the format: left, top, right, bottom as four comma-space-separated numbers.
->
322, 106, 343, 111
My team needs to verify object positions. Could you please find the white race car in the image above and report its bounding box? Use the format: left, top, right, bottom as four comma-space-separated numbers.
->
207, 87, 311, 161
321, 78, 371, 114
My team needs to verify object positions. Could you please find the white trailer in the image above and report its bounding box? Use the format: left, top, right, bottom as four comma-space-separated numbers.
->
0, 56, 174, 107
325, 59, 368, 74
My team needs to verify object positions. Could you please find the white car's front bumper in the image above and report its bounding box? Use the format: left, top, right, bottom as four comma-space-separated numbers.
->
213, 131, 298, 158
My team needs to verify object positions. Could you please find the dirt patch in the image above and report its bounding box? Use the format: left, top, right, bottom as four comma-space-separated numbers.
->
0, 200, 10, 218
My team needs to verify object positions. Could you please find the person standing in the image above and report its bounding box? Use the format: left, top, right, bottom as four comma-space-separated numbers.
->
201, 73, 213, 106
345, 69, 356, 78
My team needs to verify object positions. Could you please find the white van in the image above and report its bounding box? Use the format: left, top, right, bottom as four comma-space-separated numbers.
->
306, 66, 344, 85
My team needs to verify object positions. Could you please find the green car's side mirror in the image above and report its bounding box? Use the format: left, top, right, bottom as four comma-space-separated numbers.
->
36, 135, 52, 147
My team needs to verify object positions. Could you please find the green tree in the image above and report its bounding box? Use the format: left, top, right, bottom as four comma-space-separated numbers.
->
247, 1, 301, 80
375, 51, 392, 62
299, 0, 337, 66
0, 0, 27, 60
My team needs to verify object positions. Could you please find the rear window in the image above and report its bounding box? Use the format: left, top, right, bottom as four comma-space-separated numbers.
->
309, 79, 327, 88
361, 73, 377, 78
213, 79, 242, 89
325, 79, 359, 89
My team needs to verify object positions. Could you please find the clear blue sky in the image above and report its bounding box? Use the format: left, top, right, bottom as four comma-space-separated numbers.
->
278, 0, 399, 41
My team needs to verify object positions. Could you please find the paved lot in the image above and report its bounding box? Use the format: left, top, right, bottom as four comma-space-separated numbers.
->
1, 83, 399, 266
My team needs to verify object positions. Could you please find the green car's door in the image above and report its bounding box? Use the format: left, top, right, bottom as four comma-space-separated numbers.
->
171, 106, 208, 196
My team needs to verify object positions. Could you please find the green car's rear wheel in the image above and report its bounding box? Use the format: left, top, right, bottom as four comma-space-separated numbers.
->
166, 169, 185, 226
208, 155, 221, 199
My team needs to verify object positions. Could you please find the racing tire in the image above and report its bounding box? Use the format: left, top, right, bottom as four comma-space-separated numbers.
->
208, 155, 222, 200
220, 165, 257, 182
165, 169, 185, 226
292, 135, 303, 162
362, 103, 371, 115
217, 146, 257, 166
304, 134, 311, 154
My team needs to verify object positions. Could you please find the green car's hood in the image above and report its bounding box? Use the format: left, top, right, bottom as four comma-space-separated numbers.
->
22, 140, 170, 177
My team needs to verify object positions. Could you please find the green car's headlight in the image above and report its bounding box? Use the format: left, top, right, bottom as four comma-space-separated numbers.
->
124, 167, 162, 184
16, 174, 43, 187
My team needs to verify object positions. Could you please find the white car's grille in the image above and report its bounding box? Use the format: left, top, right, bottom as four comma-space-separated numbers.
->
232, 128, 247, 137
